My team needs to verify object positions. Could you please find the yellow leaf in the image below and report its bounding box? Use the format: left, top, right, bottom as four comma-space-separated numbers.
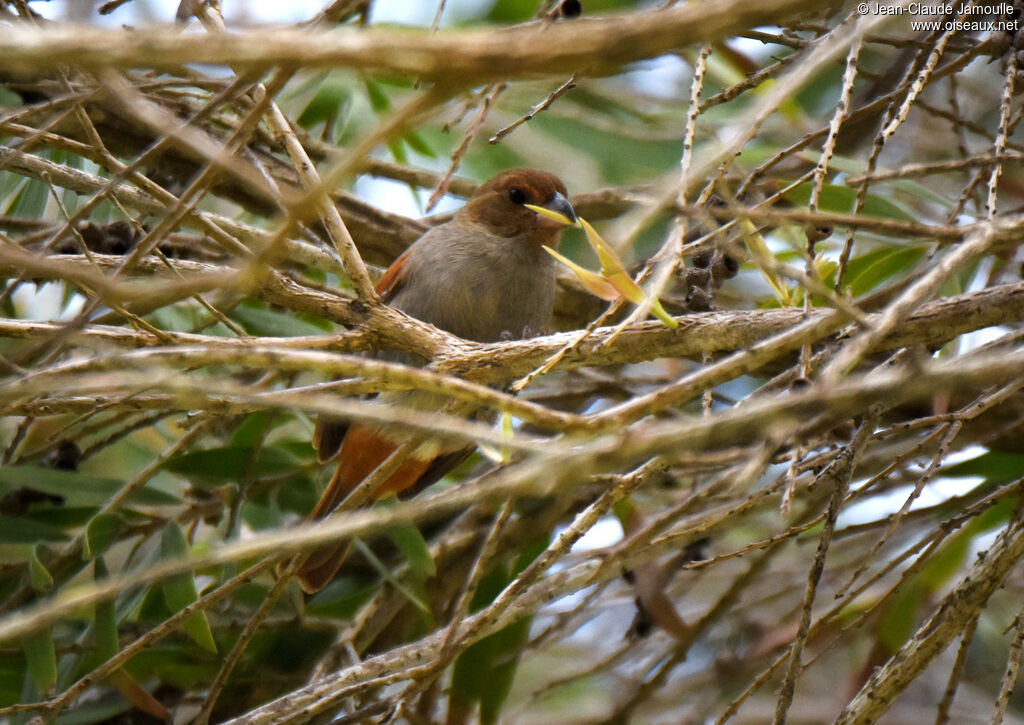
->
646, 296, 679, 329
814, 255, 837, 281
578, 219, 678, 329
604, 268, 646, 306
579, 219, 632, 280
544, 246, 620, 301
738, 217, 791, 305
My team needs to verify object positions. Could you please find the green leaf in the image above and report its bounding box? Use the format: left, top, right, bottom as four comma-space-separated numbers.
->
738, 217, 791, 306
232, 304, 329, 337
5, 176, 48, 218
82, 513, 125, 560
0, 465, 176, 507
839, 246, 926, 297
146, 304, 218, 333
162, 444, 305, 488
783, 182, 912, 221
364, 78, 391, 113
941, 451, 1024, 484
159, 518, 189, 556
23, 630, 57, 693
29, 544, 53, 592
528, 113, 681, 183
387, 523, 436, 577
479, 615, 531, 725
306, 574, 377, 619
386, 138, 408, 164
451, 533, 550, 724
451, 606, 532, 725
53, 698, 133, 725
917, 527, 972, 593
0, 85, 22, 108
512, 533, 550, 575
877, 580, 922, 653
160, 523, 217, 654
230, 411, 279, 447
403, 129, 434, 158
93, 558, 118, 661
485, 0, 536, 22
297, 80, 351, 129
0, 514, 68, 543
31, 505, 103, 529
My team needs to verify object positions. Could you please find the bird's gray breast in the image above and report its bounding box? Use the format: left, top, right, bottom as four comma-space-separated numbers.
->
391, 227, 557, 343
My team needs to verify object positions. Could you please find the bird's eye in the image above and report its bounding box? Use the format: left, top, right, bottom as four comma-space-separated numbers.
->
508, 187, 527, 204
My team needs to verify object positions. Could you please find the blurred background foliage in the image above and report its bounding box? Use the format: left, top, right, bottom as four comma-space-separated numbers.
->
1, 0, 1024, 723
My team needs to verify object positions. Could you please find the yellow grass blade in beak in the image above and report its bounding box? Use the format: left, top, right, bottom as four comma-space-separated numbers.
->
578, 219, 678, 329
524, 203, 576, 227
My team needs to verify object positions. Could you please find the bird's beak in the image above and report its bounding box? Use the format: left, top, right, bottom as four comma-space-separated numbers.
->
525, 192, 577, 227
544, 191, 577, 225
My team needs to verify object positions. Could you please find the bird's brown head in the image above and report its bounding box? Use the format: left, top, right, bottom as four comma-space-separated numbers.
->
458, 168, 576, 245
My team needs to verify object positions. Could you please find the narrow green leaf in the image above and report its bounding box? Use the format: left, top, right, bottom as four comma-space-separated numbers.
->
387, 524, 436, 578
364, 78, 391, 112
0, 465, 175, 506
23, 630, 57, 693
29, 544, 53, 592
230, 411, 277, 447
877, 580, 922, 653
403, 130, 434, 158
160, 523, 217, 654
82, 513, 125, 560
386, 139, 408, 164
6, 176, 48, 218
0, 514, 68, 543
451, 533, 550, 723
93, 558, 118, 661
351, 538, 432, 615
479, 615, 531, 725
297, 80, 350, 129
232, 304, 329, 337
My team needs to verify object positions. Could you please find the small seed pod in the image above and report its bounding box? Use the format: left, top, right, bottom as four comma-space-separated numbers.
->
101, 221, 138, 255
559, 0, 582, 18
684, 265, 711, 291
692, 249, 714, 269
710, 252, 739, 287
804, 223, 832, 247
685, 286, 714, 312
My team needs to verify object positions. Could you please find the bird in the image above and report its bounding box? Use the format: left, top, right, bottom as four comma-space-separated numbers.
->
295, 168, 576, 593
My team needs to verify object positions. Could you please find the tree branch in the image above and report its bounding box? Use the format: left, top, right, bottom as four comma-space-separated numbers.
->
1, 0, 816, 82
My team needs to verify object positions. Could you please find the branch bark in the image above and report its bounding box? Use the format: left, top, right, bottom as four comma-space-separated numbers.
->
835, 512, 1024, 725
1, 0, 815, 82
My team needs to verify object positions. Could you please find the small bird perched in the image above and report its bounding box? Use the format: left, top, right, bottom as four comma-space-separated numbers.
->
296, 168, 576, 593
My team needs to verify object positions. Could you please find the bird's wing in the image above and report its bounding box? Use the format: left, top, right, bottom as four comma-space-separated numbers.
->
374, 247, 412, 303
312, 247, 415, 462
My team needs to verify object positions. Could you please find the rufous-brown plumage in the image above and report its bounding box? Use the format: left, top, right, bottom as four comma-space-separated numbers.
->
296, 169, 575, 593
